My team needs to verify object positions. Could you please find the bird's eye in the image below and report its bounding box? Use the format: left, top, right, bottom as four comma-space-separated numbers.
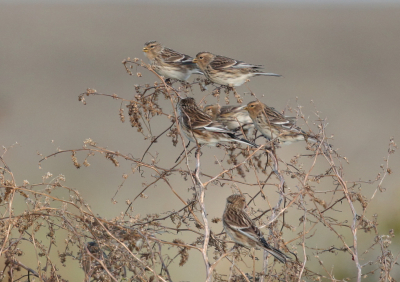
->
199, 56, 203, 59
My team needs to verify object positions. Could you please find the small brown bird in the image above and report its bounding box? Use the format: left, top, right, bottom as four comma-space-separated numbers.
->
177, 98, 257, 147
203, 104, 254, 135
223, 194, 289, 263
82, 242, 108, 277
143, 41, 202, 81
193, 52, 281, 87
244, 101, 316, 145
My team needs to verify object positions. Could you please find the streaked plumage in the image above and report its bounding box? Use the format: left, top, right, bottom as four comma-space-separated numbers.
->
193, 52, 281, 87
203, 104, 254, 135
177, 98, 257, 147
244, 101, 317, 145
223, 195, 290, 263
82, 242, 108, 277
143, 41, 202, 81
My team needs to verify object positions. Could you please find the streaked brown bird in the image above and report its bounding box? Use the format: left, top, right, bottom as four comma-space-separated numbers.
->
244, 101, 317, 145
192, 52, 281, 87
203, 104, 254, 135
143, 41, 202, 81
223, 194, 290, 263
177, 98, 257, 147
82, 242, 108, 278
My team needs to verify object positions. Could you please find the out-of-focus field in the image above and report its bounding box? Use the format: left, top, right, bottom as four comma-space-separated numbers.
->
1, 3, 400, 281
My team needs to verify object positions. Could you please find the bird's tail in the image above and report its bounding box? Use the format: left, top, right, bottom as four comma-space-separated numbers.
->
304, 133, 318, 144
260, 238, 290, 263
228, 133, 258, 148
255, 72, 282, 77
305, 134, 334, 153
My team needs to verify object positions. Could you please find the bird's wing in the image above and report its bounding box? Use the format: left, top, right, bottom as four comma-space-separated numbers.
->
187, 111, 214, 129
237, 212, 264, 241
203, 121, 233, 134
210, 55, 263, 69
188, 119, 213, 129
262, 105, 295, 125
264, 107, 308, 133
210, 55, 241, 69
161, 48, 191, 63
262, 107, 307, 135
231, 62, 263, 69
219, 105, 244, 115
224, 209, 263, 242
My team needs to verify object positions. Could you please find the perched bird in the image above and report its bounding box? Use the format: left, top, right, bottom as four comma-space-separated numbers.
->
223, 194, 290, 263
203, 104, 254, 135
177, 97, 257, 147
244, 101, 317, 145
192, 52, 281, 87
143, 41, 202, 81
82, 242, 108, 277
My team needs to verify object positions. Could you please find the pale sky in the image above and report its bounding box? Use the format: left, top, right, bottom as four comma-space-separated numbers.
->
1, 0, 400, 4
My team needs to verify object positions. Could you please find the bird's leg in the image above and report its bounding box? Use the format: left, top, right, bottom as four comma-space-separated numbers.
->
212, 87, 221, 97
231, 244, 242, 256
272, 138, 281, 147
165, 78, 172, 85
226, 86, 235, 93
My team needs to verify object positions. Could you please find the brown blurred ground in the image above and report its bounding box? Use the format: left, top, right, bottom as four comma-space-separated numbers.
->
1, 3, 400, 281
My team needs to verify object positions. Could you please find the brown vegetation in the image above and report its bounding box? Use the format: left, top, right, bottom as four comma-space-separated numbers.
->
0, 58, 397, 282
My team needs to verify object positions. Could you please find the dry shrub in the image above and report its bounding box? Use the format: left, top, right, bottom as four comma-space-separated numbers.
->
0, 58, 398, 282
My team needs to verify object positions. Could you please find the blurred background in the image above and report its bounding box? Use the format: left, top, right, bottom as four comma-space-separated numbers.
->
1, 0, 400, 281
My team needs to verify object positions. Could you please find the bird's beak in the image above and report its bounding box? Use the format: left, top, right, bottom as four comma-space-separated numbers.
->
192, 58, 198, 63
143, 47, 148, 52
243, 106, 249, 111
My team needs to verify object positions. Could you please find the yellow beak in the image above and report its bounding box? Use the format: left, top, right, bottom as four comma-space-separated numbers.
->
192, 58, 198, 63
143, 48, 148, 52
243, 106, 249, 111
